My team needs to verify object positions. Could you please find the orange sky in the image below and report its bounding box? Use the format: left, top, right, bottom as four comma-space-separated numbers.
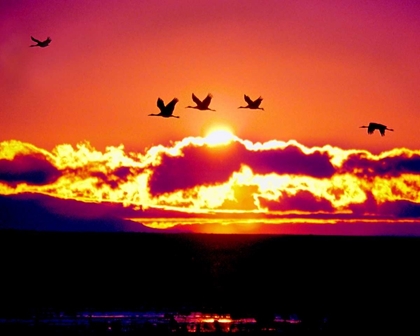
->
1, 1, 420, 234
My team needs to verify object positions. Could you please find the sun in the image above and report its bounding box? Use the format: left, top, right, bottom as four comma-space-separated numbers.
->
204, 126, 235, 146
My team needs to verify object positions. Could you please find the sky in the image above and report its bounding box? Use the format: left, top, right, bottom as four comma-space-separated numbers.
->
1, 0, 420, 234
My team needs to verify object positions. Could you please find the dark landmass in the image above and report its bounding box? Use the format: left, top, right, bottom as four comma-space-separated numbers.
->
0, 194, 159, 233
0, 230, 419, 333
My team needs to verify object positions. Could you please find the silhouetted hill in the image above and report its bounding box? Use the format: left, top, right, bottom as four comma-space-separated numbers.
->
0, 194, 158, 232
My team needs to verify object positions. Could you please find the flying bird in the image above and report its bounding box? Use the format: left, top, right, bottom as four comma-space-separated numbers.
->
186, 93, 215, 111
30, 36, 51, 48
148, 98, 180, 118
359, 122, 394, 136
238, 94, 264, 110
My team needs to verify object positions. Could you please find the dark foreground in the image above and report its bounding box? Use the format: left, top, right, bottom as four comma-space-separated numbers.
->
0, 231, 419, 334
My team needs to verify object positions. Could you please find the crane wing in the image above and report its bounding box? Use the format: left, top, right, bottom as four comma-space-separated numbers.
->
202, 94, 213, 107
255, 97, 263, 105
244, 95, 253, 105
31, 36, 41, 43
377, 124, 387, 136
192, 93, 201, 105
164, 98, 179, 115
157, 98, 165, 111
168, 98, 179, 108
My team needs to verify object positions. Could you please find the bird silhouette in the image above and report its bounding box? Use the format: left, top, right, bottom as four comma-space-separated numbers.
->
30, 36, 51, 48
359, 122, 394, 136
186, 93, 215, 111
238, 94, 264, 110
148, 98, 180, 118
185, 93, 216, 111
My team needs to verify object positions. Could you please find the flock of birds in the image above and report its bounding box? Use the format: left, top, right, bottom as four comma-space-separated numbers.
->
148, 93, 394, 137
148, 94, 264, 119
30, 36, 395, 137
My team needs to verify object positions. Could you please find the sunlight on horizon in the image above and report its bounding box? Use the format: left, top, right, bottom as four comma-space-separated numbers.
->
126, 216, 420, 234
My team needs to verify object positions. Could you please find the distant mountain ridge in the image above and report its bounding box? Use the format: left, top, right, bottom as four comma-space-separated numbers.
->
0, 194, 159, 232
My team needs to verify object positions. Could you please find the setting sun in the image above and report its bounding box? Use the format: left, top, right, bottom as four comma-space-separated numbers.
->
204, 127, 235, 146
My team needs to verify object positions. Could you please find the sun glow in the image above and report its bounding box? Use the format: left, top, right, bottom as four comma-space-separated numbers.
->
204, 127, 235, 146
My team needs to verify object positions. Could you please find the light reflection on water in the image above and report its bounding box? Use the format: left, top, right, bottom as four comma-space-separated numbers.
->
0, 310, 305, 333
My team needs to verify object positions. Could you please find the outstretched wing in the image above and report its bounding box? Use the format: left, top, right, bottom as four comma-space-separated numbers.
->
163, 98, 179, 116
202, 93, 213, 108
244, 95, 253, 105
31, 36, 41, 43
157, 98, 165, 111
167, 98, 179, 109
378, 124, 387, 136
254, 96, 263, 106
192, 93, 201, 105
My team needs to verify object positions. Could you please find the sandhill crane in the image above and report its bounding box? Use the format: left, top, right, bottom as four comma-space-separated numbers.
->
30, 36, 51, 48
238, 94, 264, 110
186, 93, 215, 111
148, 98, 180, 118
359, 122, 394, 136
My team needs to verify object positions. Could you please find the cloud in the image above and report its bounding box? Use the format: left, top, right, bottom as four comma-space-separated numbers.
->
0, 153, 61, 185
242, 145, 336, 178
340, 151, 420, 177
0, 138, 419, 225
219, 185, 260, 211
84, 166, 135, 189
259, 190, 334, 213
149, 141, 335, 195
378, 200, 420, 218
347, 191, 378, 215
149, 143, 243, 195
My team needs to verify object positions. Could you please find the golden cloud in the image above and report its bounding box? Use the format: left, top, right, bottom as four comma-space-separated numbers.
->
0, 138, 419, 219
